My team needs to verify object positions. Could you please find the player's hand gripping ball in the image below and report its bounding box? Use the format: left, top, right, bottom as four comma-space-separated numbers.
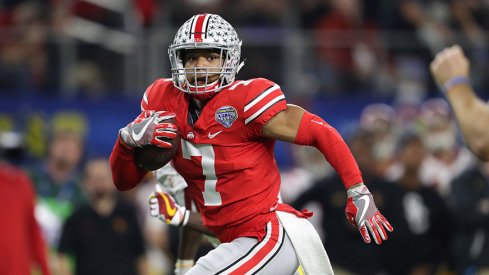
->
131, 111, 180, 171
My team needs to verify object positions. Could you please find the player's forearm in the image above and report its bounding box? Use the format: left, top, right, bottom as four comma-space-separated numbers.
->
446, 85, 489, 160
185, 211, 214, 236
178, 226, 205, 259
109, 137, 148, 191
294, 111, 363, 189
262, 105, 362, 188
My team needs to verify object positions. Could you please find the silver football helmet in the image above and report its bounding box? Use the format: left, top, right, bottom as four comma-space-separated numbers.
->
168, 14, 244, 98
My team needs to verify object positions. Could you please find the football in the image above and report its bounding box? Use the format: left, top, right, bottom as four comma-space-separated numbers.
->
134, 119, 180, 171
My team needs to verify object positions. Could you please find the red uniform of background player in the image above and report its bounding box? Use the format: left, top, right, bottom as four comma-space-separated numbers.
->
0, 161, 51, 275
110, 13, 393, 274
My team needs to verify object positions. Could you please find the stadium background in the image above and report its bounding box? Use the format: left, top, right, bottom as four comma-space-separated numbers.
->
2, 0, 489, 274
2, 0, 489, 165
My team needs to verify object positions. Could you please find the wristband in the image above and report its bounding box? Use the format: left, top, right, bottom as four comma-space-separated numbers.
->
346, 183, 368, 198
442, 76, 471, 94
179, 210, 190, 227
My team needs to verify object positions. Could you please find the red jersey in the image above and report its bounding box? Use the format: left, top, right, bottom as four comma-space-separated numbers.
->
0, 163, 50, 275
141, 78, 287, 242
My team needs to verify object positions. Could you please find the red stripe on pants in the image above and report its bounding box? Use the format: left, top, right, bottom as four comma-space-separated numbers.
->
229, 219, 281, 274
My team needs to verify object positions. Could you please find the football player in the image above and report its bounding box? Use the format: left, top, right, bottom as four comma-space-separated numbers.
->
110, 13, 393, 274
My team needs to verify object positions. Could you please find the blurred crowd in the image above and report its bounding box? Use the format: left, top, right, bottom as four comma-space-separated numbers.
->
282, 98, 489, 275
1, 0, 489, 100
1, 96, 489, 274
2, 0, 489, 275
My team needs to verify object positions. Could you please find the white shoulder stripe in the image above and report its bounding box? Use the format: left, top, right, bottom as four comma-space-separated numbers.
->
143, 91, 149, 105
244, 84, 280, 112
245, 94, 285, 125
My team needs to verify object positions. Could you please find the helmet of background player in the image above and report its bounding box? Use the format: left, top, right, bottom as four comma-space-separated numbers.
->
168, 14, 244, 100
419, 98, 457, 152
359, 103, 395, 135
418, 98, 452, 130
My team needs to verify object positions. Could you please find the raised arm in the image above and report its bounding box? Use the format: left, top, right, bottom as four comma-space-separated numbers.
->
431, 45, 489, 160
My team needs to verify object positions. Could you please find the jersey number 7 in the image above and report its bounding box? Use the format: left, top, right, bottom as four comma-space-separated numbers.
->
181, 140, 222, 206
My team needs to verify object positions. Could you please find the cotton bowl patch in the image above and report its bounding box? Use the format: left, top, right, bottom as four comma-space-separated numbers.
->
215, 106, 237, 128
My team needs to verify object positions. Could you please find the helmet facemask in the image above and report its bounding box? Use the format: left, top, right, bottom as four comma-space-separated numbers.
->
168, 14, 244, 99
169, 44, 240, 94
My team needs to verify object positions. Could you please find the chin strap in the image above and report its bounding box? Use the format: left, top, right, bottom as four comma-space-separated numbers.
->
185, 79, 220, 93
237, 59, 246, 74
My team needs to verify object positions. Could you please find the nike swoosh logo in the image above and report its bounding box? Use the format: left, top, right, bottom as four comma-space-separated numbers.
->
311, 120, 324, 125
132, 117, 153, 141
208, 130, 222, 139
357, 196, 369, 223
162, 194, 176, 217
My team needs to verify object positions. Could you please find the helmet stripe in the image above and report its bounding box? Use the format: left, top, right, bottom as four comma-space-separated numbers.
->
202, 14, 211, 39
193, 13, 209, 42
188, 16, 196, 40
